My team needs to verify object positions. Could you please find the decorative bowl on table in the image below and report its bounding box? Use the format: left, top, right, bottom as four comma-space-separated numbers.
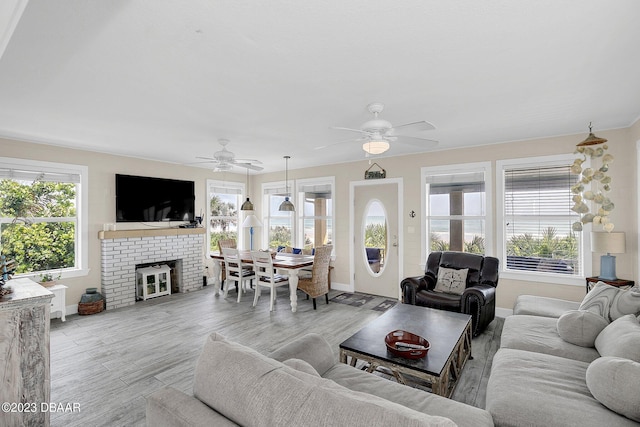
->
385, 330, 430, 359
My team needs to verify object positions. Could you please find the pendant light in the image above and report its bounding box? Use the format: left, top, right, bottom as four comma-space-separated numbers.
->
278, 155, 295, 211
240, 168, 254, 211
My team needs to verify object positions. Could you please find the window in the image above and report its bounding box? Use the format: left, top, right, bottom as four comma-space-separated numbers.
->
0, 157, 88, 279
423, 162, 491, 259
207, 180, 244, 253
497, 155, 588, 284
262, 181, 294, 249
296, 177, 334, 251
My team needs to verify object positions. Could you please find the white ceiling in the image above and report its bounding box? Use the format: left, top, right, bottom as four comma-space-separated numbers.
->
1, 0, 639, 174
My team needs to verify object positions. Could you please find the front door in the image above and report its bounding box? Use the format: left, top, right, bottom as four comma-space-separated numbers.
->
351, 179, 402, 299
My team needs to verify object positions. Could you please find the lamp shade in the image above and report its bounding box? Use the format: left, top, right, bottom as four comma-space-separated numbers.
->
242, 214, 262, 228
240, 198, 254, 211
278, 155, 295, 211
591, 232, 626, 254
278, 196, 295, 211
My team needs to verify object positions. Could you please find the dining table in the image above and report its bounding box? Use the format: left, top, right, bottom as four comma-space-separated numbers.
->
209, 250, 314, 312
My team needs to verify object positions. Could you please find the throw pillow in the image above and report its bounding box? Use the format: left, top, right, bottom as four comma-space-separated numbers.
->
594, 314, 640, 362
556, 310, 609, 347
579, 282, 640, 322
282, 358, 320, 377
434, 267, 468, 295
586, 356, 640, 422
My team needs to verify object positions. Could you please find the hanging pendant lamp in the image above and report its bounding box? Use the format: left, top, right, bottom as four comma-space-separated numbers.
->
278, 155, 295, 211
240, 168, 254, 211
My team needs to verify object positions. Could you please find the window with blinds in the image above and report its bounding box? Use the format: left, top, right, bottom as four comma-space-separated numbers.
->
297, 179, 334, 251
263, 181, 294, 249
502, 162, 582, 276
207, 180, 243, 253
0, 158, 86, 276
424, 166, 488, 255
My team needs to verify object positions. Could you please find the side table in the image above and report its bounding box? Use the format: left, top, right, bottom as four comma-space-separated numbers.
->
49, 284, 68, 321
585, 277, 634, 293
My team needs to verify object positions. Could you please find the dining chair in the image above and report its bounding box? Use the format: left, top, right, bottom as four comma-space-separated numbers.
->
297, 245, 332, 310
250, 250, 289, 312
217, 238, 237, 290
222, 248, 255, 302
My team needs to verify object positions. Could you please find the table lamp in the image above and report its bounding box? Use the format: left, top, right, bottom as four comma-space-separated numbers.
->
242, 214, 262, 250
591, 232, 625, 280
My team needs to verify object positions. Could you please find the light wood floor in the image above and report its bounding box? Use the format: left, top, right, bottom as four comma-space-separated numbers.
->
49, 285, 502, 427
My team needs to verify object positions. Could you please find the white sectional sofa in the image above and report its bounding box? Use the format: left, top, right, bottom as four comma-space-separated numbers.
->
147, 331, 494, 427
486, 283, 640, 427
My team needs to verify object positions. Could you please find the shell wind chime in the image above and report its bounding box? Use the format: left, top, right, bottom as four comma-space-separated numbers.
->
571, 123, 614, 232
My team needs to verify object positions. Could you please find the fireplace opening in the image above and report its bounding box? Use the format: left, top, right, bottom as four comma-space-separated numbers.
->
135, 259, 182, 300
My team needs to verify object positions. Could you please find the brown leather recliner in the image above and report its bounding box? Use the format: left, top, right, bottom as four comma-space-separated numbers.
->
400, 251, 499, 336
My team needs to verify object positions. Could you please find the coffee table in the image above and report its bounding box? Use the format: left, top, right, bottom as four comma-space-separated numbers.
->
339, 303, 472, 398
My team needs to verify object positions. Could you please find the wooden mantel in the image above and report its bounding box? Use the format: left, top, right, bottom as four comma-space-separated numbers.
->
98, 227, 205, 240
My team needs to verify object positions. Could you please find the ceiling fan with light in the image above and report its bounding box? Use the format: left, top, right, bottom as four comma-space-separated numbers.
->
321, 102, 438, 155
192, 139, 263, 171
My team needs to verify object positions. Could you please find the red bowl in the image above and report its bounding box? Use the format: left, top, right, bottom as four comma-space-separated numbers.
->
385, 330, 430, 359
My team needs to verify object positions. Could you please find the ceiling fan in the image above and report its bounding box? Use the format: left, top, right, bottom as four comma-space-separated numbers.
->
193, 139, 263, 171
321, 102, 438, 155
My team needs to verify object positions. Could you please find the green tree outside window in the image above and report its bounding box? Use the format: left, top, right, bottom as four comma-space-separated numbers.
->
0, 179, 76, 274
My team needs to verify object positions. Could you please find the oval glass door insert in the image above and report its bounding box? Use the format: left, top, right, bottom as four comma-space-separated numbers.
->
363, 200, 387, 275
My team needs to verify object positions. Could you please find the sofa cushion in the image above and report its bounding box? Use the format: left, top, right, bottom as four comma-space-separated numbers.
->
147, 386, 239, 427
513, 295, 580, 318
323, 363, 493, 427
486, 348, 639, 427
434, 267, 468, 295
579, 282, 640, 322
193, 332, 456, 427
268, 333, 336, 376
556, 310, 609, 347
586, 356, 640, 422
594, 314, 640, 362
501, 314, 600, 363
282, 358, 320, 377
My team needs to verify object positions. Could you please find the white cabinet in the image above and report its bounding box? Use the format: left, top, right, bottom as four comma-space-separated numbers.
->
48, 284, 67, 321
136, 265, 172, 301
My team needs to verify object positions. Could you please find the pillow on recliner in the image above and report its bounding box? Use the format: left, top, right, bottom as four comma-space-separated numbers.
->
556, 310, 609, 347
434, 267, 468, 295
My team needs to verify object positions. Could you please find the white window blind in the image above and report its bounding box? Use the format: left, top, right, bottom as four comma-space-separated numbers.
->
0, 168, 81, 183
425, 168, 487, 255
263, 185, 289, 196
504, 164, 582, 275
207, 185, 241, 195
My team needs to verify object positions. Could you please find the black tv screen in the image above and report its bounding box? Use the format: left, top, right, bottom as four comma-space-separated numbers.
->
116, 174, 195, 222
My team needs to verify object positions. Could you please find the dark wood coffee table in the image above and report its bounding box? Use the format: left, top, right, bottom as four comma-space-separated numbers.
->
339, 303, 472, 397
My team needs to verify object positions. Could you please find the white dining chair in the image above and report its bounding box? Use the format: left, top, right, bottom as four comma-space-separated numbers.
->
222, 247, 255, 302
250, 250, 289, 311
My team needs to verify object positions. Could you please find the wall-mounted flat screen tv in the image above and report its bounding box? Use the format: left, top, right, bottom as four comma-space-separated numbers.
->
116, 174, 195, 223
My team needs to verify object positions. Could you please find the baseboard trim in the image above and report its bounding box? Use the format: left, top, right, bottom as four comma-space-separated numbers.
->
50, 304, 78, 321
330, 282, 353, 293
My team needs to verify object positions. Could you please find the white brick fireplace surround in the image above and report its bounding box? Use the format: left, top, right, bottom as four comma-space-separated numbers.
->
99, 228, 205, 309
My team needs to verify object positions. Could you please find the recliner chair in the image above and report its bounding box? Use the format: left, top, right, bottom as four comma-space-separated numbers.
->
400, 251, 499, 336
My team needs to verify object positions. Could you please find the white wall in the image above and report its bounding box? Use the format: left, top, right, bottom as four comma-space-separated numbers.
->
249, 125, 638, 309
2, 120, 637, 310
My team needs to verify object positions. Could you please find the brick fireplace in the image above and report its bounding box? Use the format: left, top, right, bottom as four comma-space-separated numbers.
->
99, 228, 205, 309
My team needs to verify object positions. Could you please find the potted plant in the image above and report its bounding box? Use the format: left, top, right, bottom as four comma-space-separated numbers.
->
39, 272, 60, 288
